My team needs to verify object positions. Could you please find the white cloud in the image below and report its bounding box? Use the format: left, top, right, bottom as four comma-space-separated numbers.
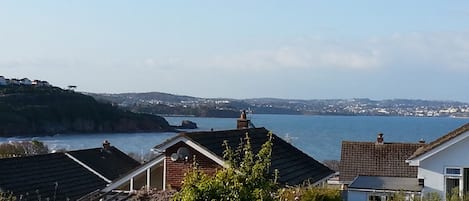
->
141, 57, 184, 70
192, 31, 469, 73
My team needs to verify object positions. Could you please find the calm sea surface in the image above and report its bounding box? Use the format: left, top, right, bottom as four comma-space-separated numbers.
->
0, 115, 468, 161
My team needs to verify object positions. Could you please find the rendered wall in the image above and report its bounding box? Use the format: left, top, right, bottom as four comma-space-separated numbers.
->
418, 133, 469, 200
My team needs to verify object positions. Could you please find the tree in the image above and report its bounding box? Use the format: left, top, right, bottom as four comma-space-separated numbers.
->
173, 132, 278, 201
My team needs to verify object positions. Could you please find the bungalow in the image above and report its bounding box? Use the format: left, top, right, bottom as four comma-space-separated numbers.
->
406, 123, 469, 200
99, 113, 334, 195
339, 133, 425, 201
0, 141, 140, 201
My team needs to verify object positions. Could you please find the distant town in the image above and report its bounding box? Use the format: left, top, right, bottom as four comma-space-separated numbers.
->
91, 92, 469, 118
2, 76, 468, 118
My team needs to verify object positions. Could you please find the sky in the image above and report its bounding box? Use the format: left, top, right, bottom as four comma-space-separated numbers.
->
1, 1, 469, 102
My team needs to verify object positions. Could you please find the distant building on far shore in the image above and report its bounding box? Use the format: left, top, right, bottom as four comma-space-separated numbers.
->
0, 76, 51, 87
0, 76, 6, 85
20, 78, 32, 85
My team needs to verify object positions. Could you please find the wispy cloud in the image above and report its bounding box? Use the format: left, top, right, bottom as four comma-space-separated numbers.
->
142, 57, 183, 70
189, 31, 469, 72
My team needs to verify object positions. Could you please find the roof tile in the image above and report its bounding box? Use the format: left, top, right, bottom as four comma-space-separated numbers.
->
339, 141, 423, 182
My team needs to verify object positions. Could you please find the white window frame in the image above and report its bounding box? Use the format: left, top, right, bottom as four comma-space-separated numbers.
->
445, 167, 462, 177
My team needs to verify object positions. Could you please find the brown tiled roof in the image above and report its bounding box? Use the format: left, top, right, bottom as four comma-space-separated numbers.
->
339, 141, 423, 182
408, 123, 469, 160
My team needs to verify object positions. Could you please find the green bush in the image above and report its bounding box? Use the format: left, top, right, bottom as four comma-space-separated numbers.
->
173, 132, 278, 201
0, 192, 16, 201
277, 187, 341, 201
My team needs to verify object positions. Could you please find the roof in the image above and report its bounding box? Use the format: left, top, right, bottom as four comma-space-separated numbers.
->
348, 176, 422, 192
408, 123, 469, 160
0, 146, 139, 200
339, 141, 423, 182
156, 127, 334, 185
68, 147, 141, 180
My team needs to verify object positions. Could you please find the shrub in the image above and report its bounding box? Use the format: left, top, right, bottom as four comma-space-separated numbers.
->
173, 131, 278, 201
0, 192, 16, 201
277, 186, 341, 201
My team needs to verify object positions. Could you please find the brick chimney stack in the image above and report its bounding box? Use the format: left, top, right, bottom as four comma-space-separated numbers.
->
236, 110, 251, 129
376, 133, 384, 144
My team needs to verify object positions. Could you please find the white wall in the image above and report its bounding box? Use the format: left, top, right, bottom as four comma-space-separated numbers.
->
348, 190, 368, 201
418, 133, 469, 199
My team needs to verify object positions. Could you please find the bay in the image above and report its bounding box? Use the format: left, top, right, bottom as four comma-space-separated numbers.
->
0, 114, 468, 161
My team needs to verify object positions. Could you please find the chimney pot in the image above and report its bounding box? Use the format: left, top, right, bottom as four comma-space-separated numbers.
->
236, 110, 250, 129
103, 140, 111, 149
240, 110, 247, 120
376, 133, 384, 144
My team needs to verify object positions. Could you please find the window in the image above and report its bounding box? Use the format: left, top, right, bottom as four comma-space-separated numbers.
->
446, 167, 462, 176
368, 195, 382, 201
446, 178, 460, 197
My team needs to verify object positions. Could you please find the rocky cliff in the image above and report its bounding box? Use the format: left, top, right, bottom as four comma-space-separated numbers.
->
0, 86, 174, 137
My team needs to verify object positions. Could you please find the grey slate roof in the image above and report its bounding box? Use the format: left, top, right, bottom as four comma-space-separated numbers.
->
339, 141, 423, 182
68, 147, 141, 180
348, 176, 422, 192
0, 146, 139, 201
408, 122, 469, 160
156, 127, 334, 185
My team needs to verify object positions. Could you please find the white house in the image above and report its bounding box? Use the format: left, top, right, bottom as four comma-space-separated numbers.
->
20, 78, 32, 85
32, 80, 51, 87
407, 123, 469, 200
0, 76, 6, 85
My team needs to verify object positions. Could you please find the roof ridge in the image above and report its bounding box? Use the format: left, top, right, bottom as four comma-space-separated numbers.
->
65, 152, 112, 183
408, 122, 469, 160
342, 141, 424, 145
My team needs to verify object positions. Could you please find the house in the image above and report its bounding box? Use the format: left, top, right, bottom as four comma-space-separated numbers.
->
20, 78, 32, 85
339, 133, 425, 201
9, 79, 20, 85
0, 76, 6, 85
32, 80, 51, 87
406, 123, 469, 200
0, 141, 140, 201
32, 79, 41, 85
100, 113, 334, 195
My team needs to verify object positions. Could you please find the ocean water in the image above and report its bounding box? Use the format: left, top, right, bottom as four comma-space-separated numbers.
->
0, 115, 468, 161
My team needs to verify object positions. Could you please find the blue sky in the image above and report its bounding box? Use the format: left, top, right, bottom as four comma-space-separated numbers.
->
1, 1, 469, 101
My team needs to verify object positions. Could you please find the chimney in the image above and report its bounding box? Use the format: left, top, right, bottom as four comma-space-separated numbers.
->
376, 133, 384, 144
236, 110, 250, 129
103, 140, 111, 150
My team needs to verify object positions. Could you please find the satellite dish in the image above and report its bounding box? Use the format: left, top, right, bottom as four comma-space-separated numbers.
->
170, 153, 179, 161
177, 147, 190, 160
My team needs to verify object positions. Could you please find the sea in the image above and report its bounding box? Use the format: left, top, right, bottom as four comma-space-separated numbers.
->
0, 114, 468, 161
